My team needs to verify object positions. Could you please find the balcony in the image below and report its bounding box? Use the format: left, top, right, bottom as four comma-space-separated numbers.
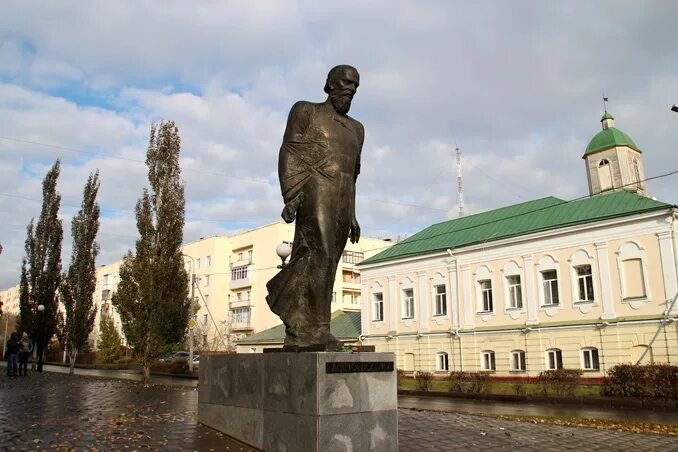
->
230, 265, 251, 289
230, 321, 253, 331
229, 298, 252, 309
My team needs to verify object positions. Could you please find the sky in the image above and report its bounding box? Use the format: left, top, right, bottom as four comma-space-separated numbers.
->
1, 1, 677, 290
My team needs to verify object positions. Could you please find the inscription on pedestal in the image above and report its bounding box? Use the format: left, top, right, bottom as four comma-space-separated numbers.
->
325, 361, 394, 373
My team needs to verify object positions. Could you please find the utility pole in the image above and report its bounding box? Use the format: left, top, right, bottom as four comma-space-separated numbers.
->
456, 145, 465, 218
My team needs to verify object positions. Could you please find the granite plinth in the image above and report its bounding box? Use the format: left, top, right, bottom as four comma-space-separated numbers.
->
198, 352, 397, 451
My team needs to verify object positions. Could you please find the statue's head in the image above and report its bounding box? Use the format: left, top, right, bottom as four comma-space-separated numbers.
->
324, 65, 359, 115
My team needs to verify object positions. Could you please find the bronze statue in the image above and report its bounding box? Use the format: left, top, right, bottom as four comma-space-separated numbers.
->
266, 65, 364, 350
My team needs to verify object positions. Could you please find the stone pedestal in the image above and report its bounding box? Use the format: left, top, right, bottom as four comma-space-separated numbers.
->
198, 352, 397, 451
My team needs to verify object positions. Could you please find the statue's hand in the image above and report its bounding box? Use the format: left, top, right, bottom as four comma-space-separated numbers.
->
349, 217, 361, 243
281, 193, 304, 223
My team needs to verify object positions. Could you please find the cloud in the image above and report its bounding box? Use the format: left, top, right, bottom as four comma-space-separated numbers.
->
1, 1, 678, 289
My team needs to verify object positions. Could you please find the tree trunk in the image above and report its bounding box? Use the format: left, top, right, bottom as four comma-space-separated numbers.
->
143, 364, 150, 382
68, 347, 78, 375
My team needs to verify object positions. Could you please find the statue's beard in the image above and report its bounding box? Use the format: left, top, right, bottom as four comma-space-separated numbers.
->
330, 93, 352, 114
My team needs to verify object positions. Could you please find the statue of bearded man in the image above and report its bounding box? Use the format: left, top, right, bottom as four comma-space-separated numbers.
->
266, 65, 364, 350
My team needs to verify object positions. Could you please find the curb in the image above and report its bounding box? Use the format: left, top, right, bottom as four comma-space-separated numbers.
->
398, 389, 678, 411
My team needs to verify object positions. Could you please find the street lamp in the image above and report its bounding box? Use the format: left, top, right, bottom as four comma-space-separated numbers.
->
36, 304, 45, 372
276, 242, 292, 268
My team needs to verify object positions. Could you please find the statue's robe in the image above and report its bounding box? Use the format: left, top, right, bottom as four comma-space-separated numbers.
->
266, 100, 363, 348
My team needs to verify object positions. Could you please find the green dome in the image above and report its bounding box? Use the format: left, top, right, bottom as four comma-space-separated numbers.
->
584, 127, 640, 157
601, 111, 614, 121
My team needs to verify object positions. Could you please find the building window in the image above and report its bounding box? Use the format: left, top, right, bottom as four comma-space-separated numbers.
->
373, 293, 384, 321
633, 159, 641, 189
245, 290, 251, 301
575, 265, 594, 302
402, 288, 415, 319
403, 353, 415, 372
479, 280, 493, 312
510, 350, 526, 371
598, 159, 613, 191
546, 348, 563, 370
541, 270, 559, 305
203, 314, 208, 325
436, 352, 449, 372
433, 284, 447, 316
480, 350, 496, 371
195, 258, 200, 269
103, 274, 111, 285
507, 275, 523, 309
332, 292, 337, 303
581, 347, 600, 371
247, 249, 253, 262
350, 293, 360, 304
204, 275, 210, 286
205, 255, 211, 267
204, 294, 209, 305
231, 307, 251, 324
342, 250, 364, 264
231, 266, 248, 280
622, 258, 646, 299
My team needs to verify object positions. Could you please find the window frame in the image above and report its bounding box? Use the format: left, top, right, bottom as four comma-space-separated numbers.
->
506, 274, 523, 309
575, 264, 595, 303
480, 350, 496, 372
546, 348, 563, 370
510, 350, 526, 372
541, 269, 560, 306
436, 352, 449, 372
479, 279, 493, 312
372, 292, 384, 322
433, 284, 448, 316
402, 288, 415, 319
581, 347, 600, 371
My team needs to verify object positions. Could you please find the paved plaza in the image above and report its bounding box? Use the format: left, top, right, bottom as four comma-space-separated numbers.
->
1, 372, 676, 451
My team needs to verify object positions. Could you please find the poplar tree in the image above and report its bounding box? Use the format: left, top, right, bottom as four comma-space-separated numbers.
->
61, 171, 100, 374
19, 160, 63, 372
112, 121, 189, 381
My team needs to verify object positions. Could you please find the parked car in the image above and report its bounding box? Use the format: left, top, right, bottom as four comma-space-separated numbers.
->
158, 351, 190, 363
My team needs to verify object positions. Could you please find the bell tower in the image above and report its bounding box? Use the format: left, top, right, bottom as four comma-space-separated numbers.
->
583, 111, 648, 197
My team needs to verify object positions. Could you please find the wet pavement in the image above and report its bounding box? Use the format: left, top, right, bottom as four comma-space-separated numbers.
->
1, 365, 677, 451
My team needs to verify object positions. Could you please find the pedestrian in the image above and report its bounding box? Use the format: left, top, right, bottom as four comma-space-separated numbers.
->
5, 332, 19, 377
18, 332, 33, 376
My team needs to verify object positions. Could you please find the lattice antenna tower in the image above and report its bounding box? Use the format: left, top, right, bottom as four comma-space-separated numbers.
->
456, 144, 465, 217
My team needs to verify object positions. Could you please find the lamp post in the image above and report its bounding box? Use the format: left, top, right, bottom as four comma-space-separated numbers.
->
276, 242, 292, 268
36, 304, 45, 372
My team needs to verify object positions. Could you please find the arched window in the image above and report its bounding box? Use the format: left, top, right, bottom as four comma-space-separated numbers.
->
436, 352, 449, 372
546, 348, 563, 370
510, 350, 526, 371
633, 159, 641, 189
598, 159, 613, 191
403, 353, 415, 372
581, 347, 600, 371
480, 350, 496, 371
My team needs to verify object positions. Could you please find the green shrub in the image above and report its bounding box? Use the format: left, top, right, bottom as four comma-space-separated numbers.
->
537, 369, 583, 397
602, 364, 678, 399
448, 371, 491, 394
414, 371, 433, 391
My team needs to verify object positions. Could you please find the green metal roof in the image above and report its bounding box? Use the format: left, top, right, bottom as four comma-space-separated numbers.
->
237, 311, 361, 345
584, 127, 640, 157
361, 191, 672, 266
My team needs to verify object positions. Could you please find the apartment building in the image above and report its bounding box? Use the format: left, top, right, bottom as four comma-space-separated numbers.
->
359, 112, 678, 378
92, 222, 392, 350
